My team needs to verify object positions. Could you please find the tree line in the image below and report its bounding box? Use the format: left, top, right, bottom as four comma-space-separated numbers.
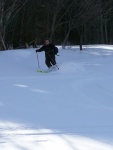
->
0, 0, 113, 50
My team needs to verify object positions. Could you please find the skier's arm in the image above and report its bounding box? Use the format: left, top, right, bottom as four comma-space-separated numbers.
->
36, 46, 45, 53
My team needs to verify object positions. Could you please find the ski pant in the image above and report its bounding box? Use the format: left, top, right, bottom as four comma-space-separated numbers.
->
45, 54, 56, 68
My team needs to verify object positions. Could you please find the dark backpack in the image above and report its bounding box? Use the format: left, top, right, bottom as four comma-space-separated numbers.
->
54, 46, 59, 55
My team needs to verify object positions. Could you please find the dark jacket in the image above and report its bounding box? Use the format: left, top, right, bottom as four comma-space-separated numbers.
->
36, 43, 55, 57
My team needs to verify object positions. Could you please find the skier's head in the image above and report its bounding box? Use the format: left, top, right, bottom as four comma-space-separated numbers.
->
45, 39, 50, 45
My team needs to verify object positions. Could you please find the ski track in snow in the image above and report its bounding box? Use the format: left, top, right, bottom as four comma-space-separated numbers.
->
0, 45, 113, 150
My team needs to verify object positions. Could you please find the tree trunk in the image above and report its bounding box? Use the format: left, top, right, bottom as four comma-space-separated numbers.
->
100, 21, 104, 43
50, 13, 57, 41
104, 22, 108, 44
80, 35, 83, 51
62, 29, 70, 49
78, 26, 83, 51
0, 32, 6, 50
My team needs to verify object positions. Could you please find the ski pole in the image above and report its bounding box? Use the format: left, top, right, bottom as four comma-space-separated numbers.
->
37, 52, 40, 68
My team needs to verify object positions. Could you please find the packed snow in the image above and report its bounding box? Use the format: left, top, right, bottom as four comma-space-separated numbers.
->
0, 45, 113, 150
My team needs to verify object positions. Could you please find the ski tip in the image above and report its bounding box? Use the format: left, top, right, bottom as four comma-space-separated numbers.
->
37, 70, 46, 73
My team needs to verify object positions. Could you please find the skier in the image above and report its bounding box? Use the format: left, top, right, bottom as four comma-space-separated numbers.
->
36, 39, 57, 70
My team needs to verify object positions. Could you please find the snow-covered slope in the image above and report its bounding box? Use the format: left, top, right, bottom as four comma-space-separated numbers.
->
0, 45, 113, 150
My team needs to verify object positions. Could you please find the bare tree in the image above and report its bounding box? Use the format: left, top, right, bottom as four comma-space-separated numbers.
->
0, 0, 28, 50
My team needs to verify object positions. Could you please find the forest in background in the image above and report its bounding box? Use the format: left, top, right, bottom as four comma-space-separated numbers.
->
0, 0, 113, 50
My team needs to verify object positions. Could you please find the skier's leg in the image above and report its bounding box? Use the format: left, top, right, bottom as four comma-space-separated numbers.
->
49, 54, 59, 70
45, 56, 52, 68
50, 54, 56, 66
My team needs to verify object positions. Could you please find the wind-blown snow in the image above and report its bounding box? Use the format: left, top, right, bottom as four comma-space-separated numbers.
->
0, 45, 113, 150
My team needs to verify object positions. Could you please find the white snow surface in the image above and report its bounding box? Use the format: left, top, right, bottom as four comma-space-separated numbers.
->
0, 45, 113, 150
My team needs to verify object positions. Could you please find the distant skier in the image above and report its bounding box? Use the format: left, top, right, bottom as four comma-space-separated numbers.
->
36, 39, 58, 70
